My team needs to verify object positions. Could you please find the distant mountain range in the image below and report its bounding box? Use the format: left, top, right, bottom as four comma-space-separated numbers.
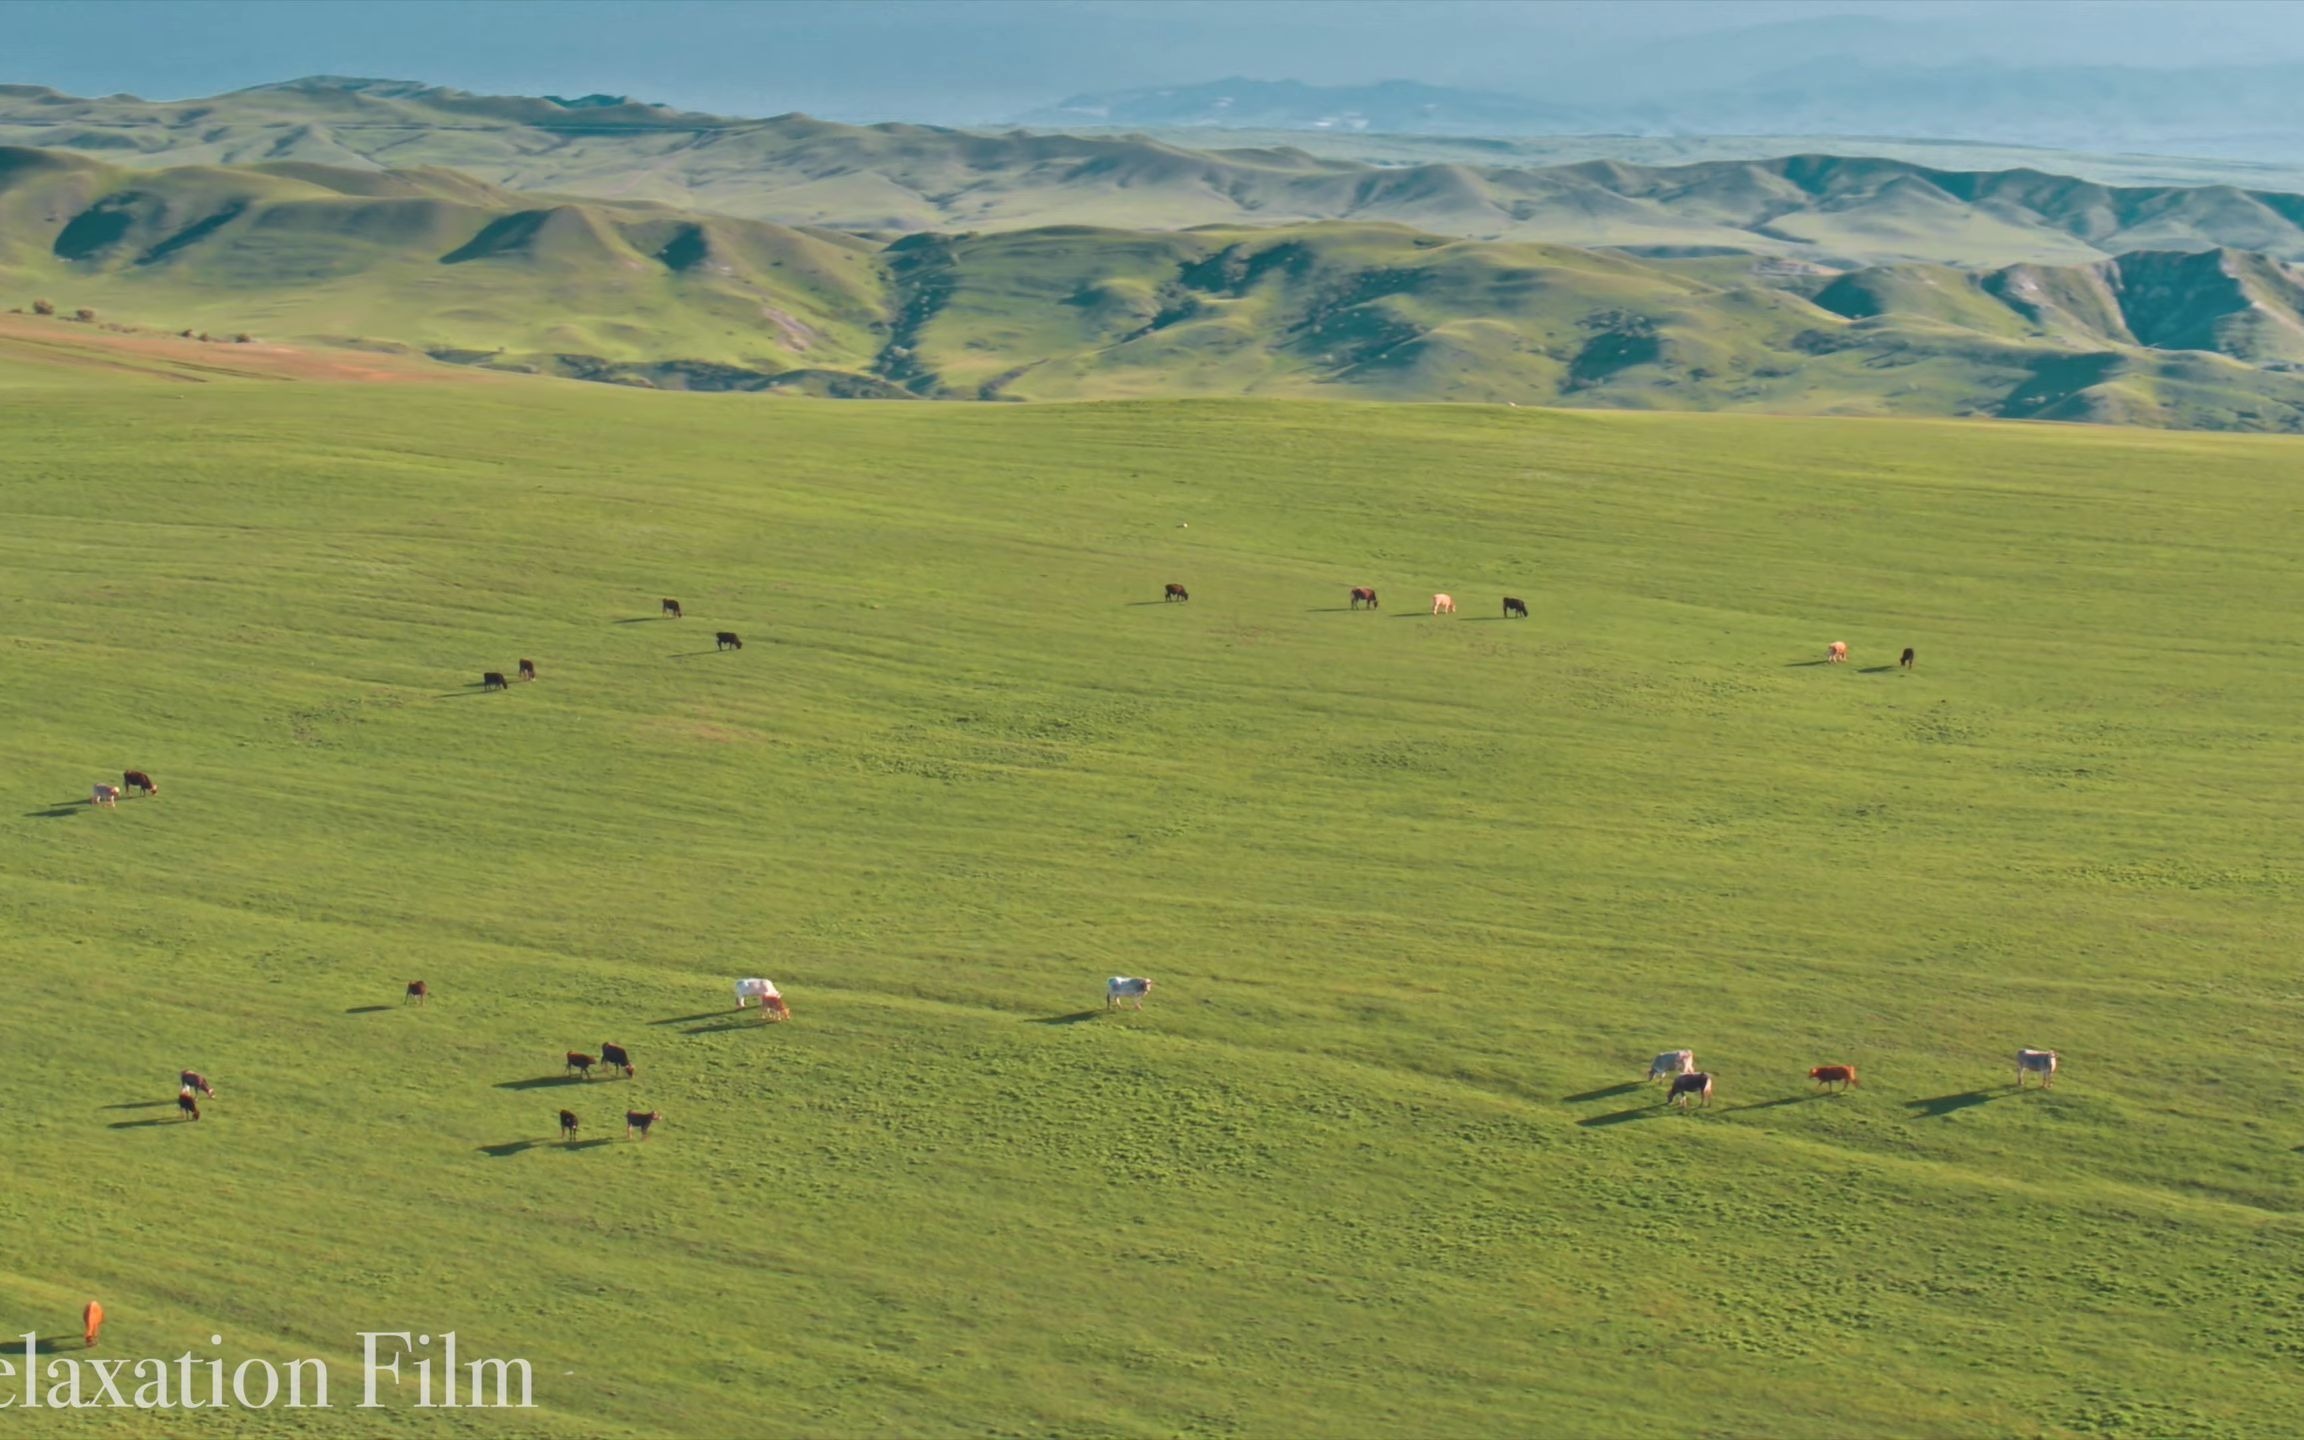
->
13, 80, 2304, 272
10, 143, 2304, 430
1019, 65, 2304, 162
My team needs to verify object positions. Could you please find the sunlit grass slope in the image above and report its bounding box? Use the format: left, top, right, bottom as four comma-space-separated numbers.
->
1, 370, 2300, 1436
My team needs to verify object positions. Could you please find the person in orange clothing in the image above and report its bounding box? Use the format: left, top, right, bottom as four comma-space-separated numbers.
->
82, 1300, 103, 1348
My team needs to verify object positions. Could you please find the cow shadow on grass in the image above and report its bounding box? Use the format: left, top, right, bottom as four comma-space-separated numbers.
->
651, 1011, 729, 1026
1858, 665, 1897, 674
1724, 1093, 1828, 1114
1784, 659, 1829, 667
1029, 1010, 1104, 1026
478, 1140, 541, 1158
28, 1336, 78, 1354
496, 1075, 583, 1091
101, 1100, 176, 1111
26, 802, 84, 818
1563, 1082, 1644, 1103
682, 1018, 766, 1035
107, 1117, 185, 1129
1123, 600, 1171, 607
344, 1005, 391, 1015
612, 617, 667, 624
1906, 1089, 2014, 1119
666, 650, 723, 659
1577, 1105, 1672, 1128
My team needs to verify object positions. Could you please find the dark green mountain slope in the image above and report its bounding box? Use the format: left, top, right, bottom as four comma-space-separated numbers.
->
9, 147, 2304, 429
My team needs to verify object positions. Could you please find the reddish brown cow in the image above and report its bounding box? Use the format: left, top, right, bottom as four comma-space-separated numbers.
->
1164, 583, 1190, 603
600, 1043, 633, 1077
179, 1070, 216, 1099
1809, 1064, 1859, 1092
625, 1110, 663, 1140
177, 1087, 202, 1121
566, 1052, 596, 1079
559, 1110, 579, 1141
405, 980, 429, 1006
1350, 587, 1379, 610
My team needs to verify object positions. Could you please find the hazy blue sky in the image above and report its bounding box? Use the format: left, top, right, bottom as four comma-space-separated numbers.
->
13, 0, 2304, 122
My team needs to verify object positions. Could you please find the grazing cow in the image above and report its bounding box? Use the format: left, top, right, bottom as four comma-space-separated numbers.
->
1647, 1050, 1696, 1084
483, 671, 509, 691
83, 1301, 103, 1350
518, 659, 537, 681
1827, 641, 1848, 663
662, 598, 683, 619
735, 978, 792, 1021
1107, 976, 1153, 1011
1431, 593, 1456, 615
1164, 583, 1190, 603
122, 770, 158, 796
1809, 1064, 1859, 1092
177, 1087, 201, 1121
405, 980, 429, 1006
2016, 1048, 2059, 1088
1503, 597, 1528, 619
559, 1110, 579, 1142
1900, 647, 1915, 670
566, 1051, 596, 1079
179, 1070, 216, 1099
1667, 1071, 1714, 1109
600, 1042, 634, 1077
715, 631, 742, 651
91, 784, 121, 808
1350, 587, 1380, 610
625, 1110, 663, 1140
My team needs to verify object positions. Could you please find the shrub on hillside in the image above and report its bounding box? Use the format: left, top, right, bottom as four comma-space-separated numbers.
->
73, 307, 96, 323
31, 299, 54, 316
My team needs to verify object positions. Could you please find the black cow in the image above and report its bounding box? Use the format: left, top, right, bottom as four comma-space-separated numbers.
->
177, 1088, 201, 1121
1164, 583, 1189, 602
1900, 647, 1916, 670
566, 1052, 596, 1079
122, 770, 159, 796
662, 598, 683, 619
625, 1110, 663, 1140
518, 658, 537, 681
405, 980, 428, 1006
559, 1109, 579, 1142
600, 1043, 633, 1077
483, 671, 509, 691
179, 1070, 215, 1099
1503, 597, 1528, 619
715, 632, 742, 651
1667, 1072, 1714, 1110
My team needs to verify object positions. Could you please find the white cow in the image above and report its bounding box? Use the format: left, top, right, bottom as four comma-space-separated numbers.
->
1647, 1049, 1696, 1084
1431, 593, 1457, 615
2016, 1048, 2058, 1088
1106, 976, 1153, 1011
90, 784, 121, 808
734, 978, 791, 1021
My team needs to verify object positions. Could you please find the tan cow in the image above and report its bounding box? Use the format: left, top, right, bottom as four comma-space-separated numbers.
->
1431, 593, 1457, 615
1827, 641, 1849, 663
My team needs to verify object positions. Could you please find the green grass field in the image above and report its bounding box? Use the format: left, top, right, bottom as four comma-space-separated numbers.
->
2, 370, 2300, 1436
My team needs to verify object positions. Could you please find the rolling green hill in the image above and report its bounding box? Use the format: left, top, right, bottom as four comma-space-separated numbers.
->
2, 364, 2301, 1437
12, 145, 2304, 427
16, 78, 2304, 268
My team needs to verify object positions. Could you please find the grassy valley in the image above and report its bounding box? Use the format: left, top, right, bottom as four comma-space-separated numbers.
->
2, 358, 2301, 1435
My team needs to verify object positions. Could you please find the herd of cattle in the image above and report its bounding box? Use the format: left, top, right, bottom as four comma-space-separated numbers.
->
113, 583, 2036, 1152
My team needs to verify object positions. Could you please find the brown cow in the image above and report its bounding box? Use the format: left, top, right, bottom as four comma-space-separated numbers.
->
1164, 583, 1190, 603
559, 1110, 579, 1142
405, 980, 429, 1006
177, 1087, 201, 1121
625, 1110, 664, 1140
600, 1043, 633, 1077
1809, 1064, 1859, 1092
1827, 641, 1849, 664
179, 1070, 216, 1099
122, 770, 158, 796
1667, 1072, 1713, 1110
1900, 648, 1915, 670
566, 1052, 596, 1079
518, 659, 537, 681
715, 631, 742, 651
662, 598, 683, 619
1350, 587, 1379, 610
83, 1301, 104, 1349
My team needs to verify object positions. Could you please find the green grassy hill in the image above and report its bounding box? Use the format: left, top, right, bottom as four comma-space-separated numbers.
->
1, 363, 2299, 1437
12, 146, 2304, 427
16, 79, 2304, 268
